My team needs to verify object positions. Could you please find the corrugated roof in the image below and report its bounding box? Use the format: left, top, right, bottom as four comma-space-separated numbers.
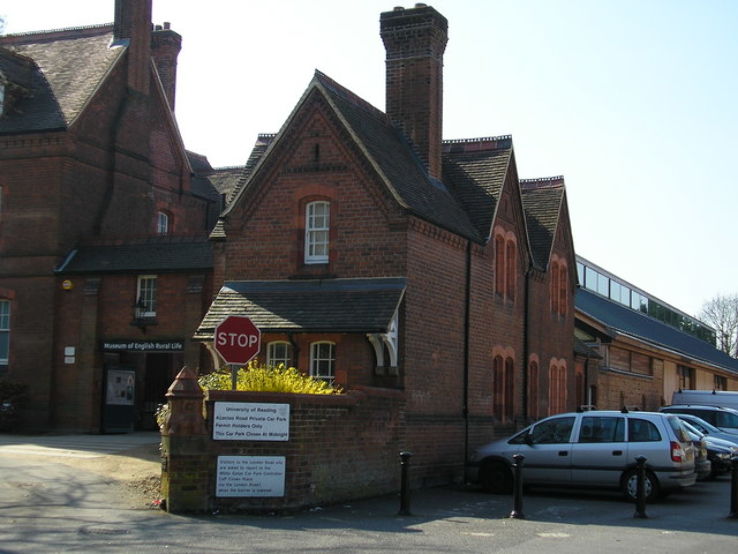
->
576, 288, 738, 375
56, 239, 213, 274
195, 277, 406, 339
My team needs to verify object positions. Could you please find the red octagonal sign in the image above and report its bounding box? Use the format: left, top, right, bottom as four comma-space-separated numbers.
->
214, 315, 262, 365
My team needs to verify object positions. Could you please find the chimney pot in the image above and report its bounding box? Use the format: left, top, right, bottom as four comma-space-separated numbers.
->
163, 21, 171, 30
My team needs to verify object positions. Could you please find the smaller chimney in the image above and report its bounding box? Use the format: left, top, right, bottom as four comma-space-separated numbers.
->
380, 4, 448, 179
151, 22, 182, 109
114, 0, 152, 94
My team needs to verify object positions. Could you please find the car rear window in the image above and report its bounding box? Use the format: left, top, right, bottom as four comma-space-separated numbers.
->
628, 418, 662, 442
715, 411, 738, 429
666, 417, 690, 442
578, 416, 625, 443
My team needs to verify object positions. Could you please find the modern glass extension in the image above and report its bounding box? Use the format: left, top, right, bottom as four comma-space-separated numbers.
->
576, 256, 716, 345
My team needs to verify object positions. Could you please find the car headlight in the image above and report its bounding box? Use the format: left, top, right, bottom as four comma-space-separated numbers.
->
716, 452, 730, 460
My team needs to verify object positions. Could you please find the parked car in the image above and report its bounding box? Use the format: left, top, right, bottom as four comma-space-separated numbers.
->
468, 410, 696, 501
679, 421, 712, 480
660, 405, 738, 435
680, 420, 738, 478
672, 390, 738, 411
672, 413, 738, 446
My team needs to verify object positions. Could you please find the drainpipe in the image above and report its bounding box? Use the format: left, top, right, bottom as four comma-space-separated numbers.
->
463, 240, 472, 465
522, 268, 532, 422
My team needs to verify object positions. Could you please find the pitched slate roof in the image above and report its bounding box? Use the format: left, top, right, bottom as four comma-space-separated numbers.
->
442, 137, 513, 240
56, 238, 213, 274
0, 25, 123, 134
576, 288, 738, 375
224, 71, 481, 242
520, 177, 565, 270
194, 277, 406, 339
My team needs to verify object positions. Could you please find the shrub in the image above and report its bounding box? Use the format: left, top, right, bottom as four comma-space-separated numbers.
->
198, 362, 342, 395
155, 362, 342, 428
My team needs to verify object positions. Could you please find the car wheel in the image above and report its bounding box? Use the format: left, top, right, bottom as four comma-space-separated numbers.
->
621, 469, 659, 501
480, 461, 513, 494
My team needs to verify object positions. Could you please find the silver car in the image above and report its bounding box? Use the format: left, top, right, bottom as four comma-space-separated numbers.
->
672, 413, 738, 446
468, 410, 697, 500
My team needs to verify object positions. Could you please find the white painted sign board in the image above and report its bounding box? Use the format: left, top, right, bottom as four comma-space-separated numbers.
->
213, 402, 290, 441
216, 456, 286, 497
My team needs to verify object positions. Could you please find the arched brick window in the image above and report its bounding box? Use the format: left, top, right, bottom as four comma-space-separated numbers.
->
309, 341, 335, 382
548, 361, 567, 415
305, 201, 330, 264
550, 260, 559, 314
266, 341, 292, 368
493, 355, 504, 421
504, 357, 515, 421
559, 263, 568, 316
528, 359, 539, 420
505, 240, 516, 301
494, 235, 505, 296
156, 210, 170, 235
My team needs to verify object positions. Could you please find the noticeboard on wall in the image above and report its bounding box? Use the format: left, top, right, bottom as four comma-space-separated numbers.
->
216, 455, 286, 497
212, 402, 290, 441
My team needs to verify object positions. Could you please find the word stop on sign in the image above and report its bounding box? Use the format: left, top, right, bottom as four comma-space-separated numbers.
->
216, 332, 259, 347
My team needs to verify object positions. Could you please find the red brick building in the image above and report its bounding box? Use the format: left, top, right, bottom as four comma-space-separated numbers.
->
0, 0, 220, 431
195, 5, 577, 484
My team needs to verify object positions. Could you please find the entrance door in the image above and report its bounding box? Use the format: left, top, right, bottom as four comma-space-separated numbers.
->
141, 353, 178, 430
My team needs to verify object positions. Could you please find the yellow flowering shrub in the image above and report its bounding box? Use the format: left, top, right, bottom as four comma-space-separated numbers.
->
197, 361, 342, 395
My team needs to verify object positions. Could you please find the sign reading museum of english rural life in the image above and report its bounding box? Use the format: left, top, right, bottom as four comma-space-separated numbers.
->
214, 402, 290, 497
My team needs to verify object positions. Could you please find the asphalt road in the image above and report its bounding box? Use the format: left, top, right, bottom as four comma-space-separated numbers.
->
1, 434, 737, 553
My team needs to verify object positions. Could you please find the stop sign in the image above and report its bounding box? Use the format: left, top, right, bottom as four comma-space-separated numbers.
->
214, 315, 261, 365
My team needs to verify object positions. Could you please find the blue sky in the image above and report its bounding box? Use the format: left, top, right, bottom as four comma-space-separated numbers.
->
3, 0, 737, 319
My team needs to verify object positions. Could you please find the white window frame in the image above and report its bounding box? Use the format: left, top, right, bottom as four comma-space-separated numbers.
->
266, 341, 292, 368
0, 300, 10, 365
156, 211, 169, 234
304, 201, 330, 264
309, 341, 335, 381
136, 275, 157, 317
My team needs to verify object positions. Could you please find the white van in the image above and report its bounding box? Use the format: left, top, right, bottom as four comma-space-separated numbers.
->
672, 390, 738, 411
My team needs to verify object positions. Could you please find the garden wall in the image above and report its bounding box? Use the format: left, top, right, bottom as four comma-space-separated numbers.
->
160, 368, 406, 513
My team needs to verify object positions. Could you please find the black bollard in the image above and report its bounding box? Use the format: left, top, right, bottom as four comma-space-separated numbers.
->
398, 451, 413, 516
729, 456, 738, 519
634, 455, 648, 519
509, 454, 525, 519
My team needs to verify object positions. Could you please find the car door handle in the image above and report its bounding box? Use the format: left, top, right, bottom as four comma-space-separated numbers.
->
558, 451, 568, 456
612, 450, 623, 456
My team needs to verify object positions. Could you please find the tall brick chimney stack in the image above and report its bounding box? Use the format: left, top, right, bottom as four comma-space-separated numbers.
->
151, 22, 182, 110
113, 0, 152, 94
380, 4, 448, 180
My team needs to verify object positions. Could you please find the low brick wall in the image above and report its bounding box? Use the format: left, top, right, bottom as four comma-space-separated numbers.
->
161, 369, 406, 513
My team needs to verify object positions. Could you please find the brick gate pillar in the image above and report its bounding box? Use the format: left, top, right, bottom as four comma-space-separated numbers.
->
160, 366, 211, 512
